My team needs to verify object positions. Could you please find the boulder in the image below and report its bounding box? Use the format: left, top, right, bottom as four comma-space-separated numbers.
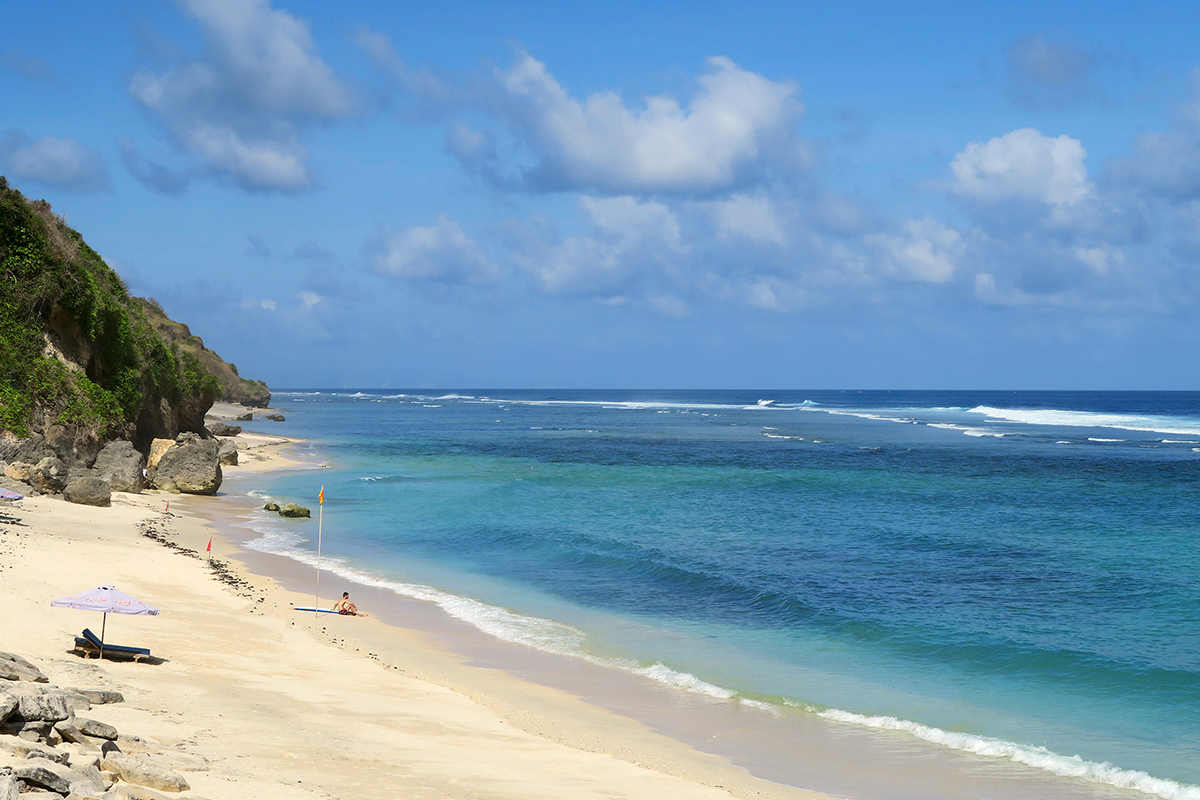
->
207, 422, 241, 437
0, 733, 68, 763
28, 457, 68, 494
278, 503, 310, 518
54, 720, 87, 745
0, 653, 48, 683
262, 502, 279, 512
145, 440, 174, 472
101, 783, 172, 800
74, 719, 117, 740
217, 439, 238, 467
3, 462, 30, 483
66, 690, 123, 706
235, 412, 253, 421
265, 414, 285, 422
151, 439, 222, 495
0, 695, 15, 723
1, 433, 55, 466
13, 691, 70, 723
64, 477, 112, 508
100, 754, 189, 793
12, 761, 72, 794
65, 763, 108, 797
92, 442, 145, 494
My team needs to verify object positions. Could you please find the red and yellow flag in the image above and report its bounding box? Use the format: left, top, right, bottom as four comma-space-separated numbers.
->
319, 486, 324, 504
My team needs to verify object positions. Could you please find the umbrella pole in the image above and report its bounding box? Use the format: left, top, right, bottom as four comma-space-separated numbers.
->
100, 612, 106, 660
314, 496, 323, 612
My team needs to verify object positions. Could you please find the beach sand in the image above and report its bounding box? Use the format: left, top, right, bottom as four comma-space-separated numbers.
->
0, 437, 832, 800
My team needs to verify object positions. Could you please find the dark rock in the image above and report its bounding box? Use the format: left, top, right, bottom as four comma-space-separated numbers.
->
263, 502, 280, 512
66, 689, 124, 705
236, 412, 253, 421
0, 694, 16, 723
151, 438, 222, 495
93, 441, 145, 493
28, 457, 68, 494
208, 422, 241, 437
217, 439, 238, 466
11, 761, 71, 794
278, 503, 310, 518
64, 477, 112, 507
74, 718, 118, 740
265, 414, 285, 422
7, 434, 55, 466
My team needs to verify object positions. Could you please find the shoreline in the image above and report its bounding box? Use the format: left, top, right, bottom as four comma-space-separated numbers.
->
0, 434, 831, 799
187, 427, 1168, 800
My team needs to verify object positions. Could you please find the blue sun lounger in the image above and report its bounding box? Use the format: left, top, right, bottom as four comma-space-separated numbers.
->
74, 628, 152, 662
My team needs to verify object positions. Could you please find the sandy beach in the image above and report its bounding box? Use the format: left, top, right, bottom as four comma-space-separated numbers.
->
0, 435, 833, 800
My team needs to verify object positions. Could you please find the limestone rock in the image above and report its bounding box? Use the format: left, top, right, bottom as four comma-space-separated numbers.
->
0, 653, 47, 683
0, 434, 55, 466
66, 690, 123, 706
235, 412, 253, 421
28, 457, 68, 494
92, 442, 145, 493
151, 439, 221, 495
207, 422, 241, 437
12, 761, 72, 794
146, 440, 174, 472
64, 477, 112, 508
101, 783, 172, 800
265, 414, 285, 422
262, 502, 279, 512
100, 754, 188, 793
10, 688, 70, 723
0, 695, 15, 723
0, 733, 68, 762
74, 719, 117, 741
54, 720, 87, 745
217, 439, 238, 467
278, 503, 309, 518
3, 463, 30, 483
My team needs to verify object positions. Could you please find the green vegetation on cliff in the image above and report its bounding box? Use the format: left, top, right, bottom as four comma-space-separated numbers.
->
0, 177, 241, 446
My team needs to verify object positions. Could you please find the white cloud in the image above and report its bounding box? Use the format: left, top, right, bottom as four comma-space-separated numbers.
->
437, 51, 809, 194
951, 128, 1090, 206
870, 218, 963, 283
371, 216, 500, 285
0, 132, 109, 192
709, 192, 786, 244
1073, 245, 1123, 275
297, 290, 322, 311
129, 0, 358, 192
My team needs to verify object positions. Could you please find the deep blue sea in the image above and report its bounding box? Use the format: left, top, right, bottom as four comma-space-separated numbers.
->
234, 390, 1200, 799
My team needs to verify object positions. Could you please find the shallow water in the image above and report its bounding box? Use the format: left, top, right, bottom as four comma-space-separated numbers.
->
229, 390, 1200, 799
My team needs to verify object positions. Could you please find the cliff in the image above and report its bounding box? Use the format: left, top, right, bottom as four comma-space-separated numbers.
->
0, 176, 268, 461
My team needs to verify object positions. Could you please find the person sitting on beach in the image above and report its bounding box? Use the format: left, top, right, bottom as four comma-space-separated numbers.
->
331, 592, 368, 617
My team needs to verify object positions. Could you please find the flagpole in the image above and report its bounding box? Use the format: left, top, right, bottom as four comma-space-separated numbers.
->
313, 486, 324, 612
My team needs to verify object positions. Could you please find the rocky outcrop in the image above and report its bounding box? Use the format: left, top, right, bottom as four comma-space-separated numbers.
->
63, 476, 112, 507
265, 414, 285, 422
235, 412, 253, 421
207, 422, 241, 437
28, 458, 68, 495
101, 753, 190, 792
0, 653, 47, 683
217, 439, 238, 466
3, 463, 30, 483
278, 503, 310, 518
150, 436, 221, 495
93, 441, 145, 493
146, 439, 174, 472
263, 502, 279, 512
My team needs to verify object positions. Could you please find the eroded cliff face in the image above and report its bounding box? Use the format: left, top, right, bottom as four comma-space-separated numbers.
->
0, 177, 266, 460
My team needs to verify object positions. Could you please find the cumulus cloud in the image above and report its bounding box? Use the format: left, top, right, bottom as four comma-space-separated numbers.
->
1004, 34, 1095, 110
362, 37, 811, 196
869, 218, 964, 284
1110, 70, 1200, 202
130, 0, 358, 192
370, 216, 500, 286
951, 128, 1090, 206
0, 131, 109, 192
709, 192, 787, 244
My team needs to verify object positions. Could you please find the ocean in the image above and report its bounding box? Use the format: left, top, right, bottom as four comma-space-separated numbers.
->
226, 390, 1200, 799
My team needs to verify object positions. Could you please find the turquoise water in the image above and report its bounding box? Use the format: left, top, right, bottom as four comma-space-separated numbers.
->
236, 390, 1200, 799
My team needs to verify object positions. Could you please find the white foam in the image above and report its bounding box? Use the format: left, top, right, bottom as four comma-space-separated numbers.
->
817, 709, 1200, 800
1162, 440, 1199, 444
969, 406, 1200, 437
1088, 438, 1124, 442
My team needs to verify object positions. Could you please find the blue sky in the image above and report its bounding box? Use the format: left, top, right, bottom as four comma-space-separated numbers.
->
4, 0, 1200, 389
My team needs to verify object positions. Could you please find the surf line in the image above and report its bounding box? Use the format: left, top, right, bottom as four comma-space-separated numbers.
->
294, 485, 337, 614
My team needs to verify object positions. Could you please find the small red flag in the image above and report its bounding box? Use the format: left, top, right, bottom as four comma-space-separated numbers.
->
165, 501, 169, 513
206, 537, 212, 553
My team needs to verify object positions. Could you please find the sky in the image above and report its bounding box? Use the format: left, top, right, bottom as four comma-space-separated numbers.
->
3, 0, 1200, 390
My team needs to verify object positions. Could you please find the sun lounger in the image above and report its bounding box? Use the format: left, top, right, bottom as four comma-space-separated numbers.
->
73, 628, 152, 662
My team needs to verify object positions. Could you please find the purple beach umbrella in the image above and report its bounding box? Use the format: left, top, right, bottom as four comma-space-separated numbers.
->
50, 585, 159, 659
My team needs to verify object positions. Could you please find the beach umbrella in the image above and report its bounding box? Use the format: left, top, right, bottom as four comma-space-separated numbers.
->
0, 486, 23, 500
50, 585, 159, 659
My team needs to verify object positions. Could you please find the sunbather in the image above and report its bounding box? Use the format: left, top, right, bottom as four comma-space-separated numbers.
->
331, 592, 368, 616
